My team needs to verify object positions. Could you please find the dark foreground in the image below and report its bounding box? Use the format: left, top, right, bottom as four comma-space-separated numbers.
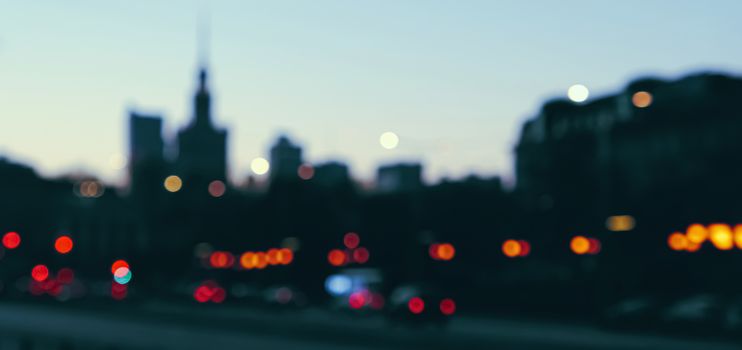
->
0, 302, 739, 350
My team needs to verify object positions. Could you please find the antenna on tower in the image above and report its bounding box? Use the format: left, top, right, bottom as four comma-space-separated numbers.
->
197, 5, 211, 70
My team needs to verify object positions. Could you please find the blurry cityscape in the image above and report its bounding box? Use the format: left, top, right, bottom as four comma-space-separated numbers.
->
2, 60, 742, 348
2, 3, 742, 345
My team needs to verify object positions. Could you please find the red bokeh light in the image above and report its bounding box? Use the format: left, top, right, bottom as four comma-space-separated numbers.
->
54, 236, 74, 254
208, 180, 226, 198
370, 292, 385, 310
57, 268, 75, 284
278, 248, 293, 265
267, 248, 280, 265
429, 243, 441, 260
297, 164, 314, 180
343, 232, 360, 249
440, 298, 456, 315
111, 282, 128, 300
588, 238, 602, 255
211, 287, 226, 303
328, 249, 346, 266
31, 264, 49, 282
209, 251, 235, 268
352, 247, 370, 264
111, 260, 129, 274
518, 240, 531, 257
348, 291, 366, 309
2, 231, 20, 249
194, 285, 213, 303
408, 297, 425, 314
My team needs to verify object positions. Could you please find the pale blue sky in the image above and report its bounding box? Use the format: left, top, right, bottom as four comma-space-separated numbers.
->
0, 1, 740, 185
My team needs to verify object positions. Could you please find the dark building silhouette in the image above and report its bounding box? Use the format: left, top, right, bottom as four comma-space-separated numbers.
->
376, 163, 423, 193
313, 162, 351, 188
176, 68, 228, 188
515, 72, 742, 231
269, 135, 302, 182
128, 112, 165, 196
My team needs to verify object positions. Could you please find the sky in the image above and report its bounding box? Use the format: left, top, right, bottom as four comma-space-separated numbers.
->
0, 1, 741, 186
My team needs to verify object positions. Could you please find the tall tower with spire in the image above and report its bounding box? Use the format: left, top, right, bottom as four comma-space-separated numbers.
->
175, 64, 228, 189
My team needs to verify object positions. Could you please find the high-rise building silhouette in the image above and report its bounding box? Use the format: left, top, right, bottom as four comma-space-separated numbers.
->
129, 112, 165, 195
176, 68, 228, 188
269, 135, 302, 181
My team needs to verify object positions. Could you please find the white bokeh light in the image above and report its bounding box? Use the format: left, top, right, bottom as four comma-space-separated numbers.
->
567, 84, 590, 102
379, 132, 399, 150
250, 157, 270, 175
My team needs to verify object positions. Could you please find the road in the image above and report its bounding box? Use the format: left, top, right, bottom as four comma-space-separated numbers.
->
0, 301, 739, 350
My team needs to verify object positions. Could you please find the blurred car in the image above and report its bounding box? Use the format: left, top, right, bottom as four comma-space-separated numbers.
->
385, 283, 456, 327
601, 296, 663, 330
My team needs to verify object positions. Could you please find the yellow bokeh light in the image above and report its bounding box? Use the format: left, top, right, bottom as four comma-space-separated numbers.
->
632, 91, 653, 108
686, 224, 708, 244
250, 157, 270, 175
164, 175, 183, 192
606, 215, 635, 232
567, 84, 589, 103
734, 224, 742, 249
709, 223, 733, 250
379, 132, 399, 150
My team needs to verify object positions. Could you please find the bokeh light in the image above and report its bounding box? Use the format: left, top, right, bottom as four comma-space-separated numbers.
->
632, 91, 653, 108
250, 157, 270, 175
325, 275, 352, 296
349, 291, 366, 309
343, 232, 360, 249
297, 164, 314, 180
277, 248, 294, 265
668, 232, 689, 251
379, 131, 399, 150
113, 267, 132, 285
502, 239, 522, 258
734, 224, 742, 249
570, 236, 591, 255
2, 231, 20, 249
110, 260, 129, 274
208, 180, 226, 197
328, 249, 346, 266
606, 215, 635, 232
709, 223, 733, 250
408, 297, 425, 314
352, 247, 370, 264
567, 84, 589, 102
686, 224, 708, 244
31, 264, 49, 282
440, 298, 456, 316
164, 175, 183, 192
240, 252, 256, 269
436, 243, 455, 261
54, 236, 74, 254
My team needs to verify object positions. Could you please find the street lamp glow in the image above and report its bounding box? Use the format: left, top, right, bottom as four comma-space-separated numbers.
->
567, 84, 589, 103
379, 132, 399, 150
251, 157, 270, 175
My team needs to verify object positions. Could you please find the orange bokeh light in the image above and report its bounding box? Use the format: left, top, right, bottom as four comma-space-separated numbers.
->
240, 252, 256, 269
54, 236, 74, 254
686, 224, 708, 244
436, 243, 456, 261
667, 232, 688, 251
570, 236, 591, 255
110, 260, 129, 274
328, 249, 346, 266
502, 240, 522, 258
254, 252, 268, 269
